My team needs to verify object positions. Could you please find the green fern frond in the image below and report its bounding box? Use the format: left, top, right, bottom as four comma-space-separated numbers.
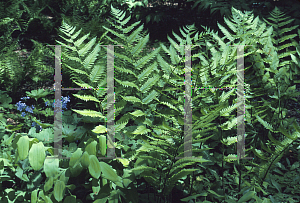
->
115, 78, 139, 90
134, 46, 161, 69
89, 64, 106, 84
139, 75, 161, 93
102, 25, 127, 41
255, 115, 274, 132
141, 90, 159, 104
83, 43, 100, 70
127, 24, 144, 44
74, 33, 90, 48
71, 109, 106, 119
131, 34, 149, 57
164, 169, 198, 196
72, 94, 101, 103
137, 62, 159, 82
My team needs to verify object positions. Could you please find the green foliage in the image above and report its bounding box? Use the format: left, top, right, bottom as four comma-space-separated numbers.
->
1, 1, 300, 203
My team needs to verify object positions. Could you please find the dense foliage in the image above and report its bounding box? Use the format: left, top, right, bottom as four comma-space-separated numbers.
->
1, 0, 300, 202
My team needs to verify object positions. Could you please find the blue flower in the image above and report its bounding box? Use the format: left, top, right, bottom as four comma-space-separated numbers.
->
52, 96, 70, 110
32, 122, 42, 132
21, 112, 26, 117
15, 101, 27, 111
21, 96, 30, 100
25, 106, 33, 113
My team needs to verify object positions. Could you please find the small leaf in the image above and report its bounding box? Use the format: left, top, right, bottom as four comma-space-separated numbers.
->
130, 110, 145, 117
92, 125, 107, 134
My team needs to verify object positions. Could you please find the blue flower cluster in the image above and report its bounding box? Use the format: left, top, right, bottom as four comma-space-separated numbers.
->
31, 121, 43, 132
16, 96, 70, 117
15, 96, 71, 132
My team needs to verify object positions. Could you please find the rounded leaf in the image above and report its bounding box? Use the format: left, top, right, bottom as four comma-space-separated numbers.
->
85, 140, 97, 156
29, 142, 45, 171
44, 158, 59, 178
88, 155, 101, 179
69, 148, 82, 167
54, 180, 66, 202
80, 151, 90, 168
17, 136, 29, 160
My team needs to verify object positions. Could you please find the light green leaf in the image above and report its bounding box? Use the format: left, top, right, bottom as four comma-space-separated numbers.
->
44, 158, 59, 178
88, 155, 101, 179
17, 136, 29, 160
54, 180, 66, 202
100, 161, 122, 185
85, 141, 97, 156
130, 110, 145, 117
72, 109, 106, 119
28, 142, 45, 171
44, 177, 53, 192
92, 125, 107, 134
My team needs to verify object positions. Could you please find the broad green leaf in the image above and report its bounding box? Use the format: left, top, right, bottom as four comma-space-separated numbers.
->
99, 161, 122, 183
44, 158, 59, 178
44, 177, 53, 192
69, 148, 83, 167
88, 155, 101, 179
28, 142, 45, 171
17, 136, 29, 160
85, 141, 97, 156
54, 180, 66, 202
44, 196, 53, 203
31, 189, 38, 203
80, 151, 90, 168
